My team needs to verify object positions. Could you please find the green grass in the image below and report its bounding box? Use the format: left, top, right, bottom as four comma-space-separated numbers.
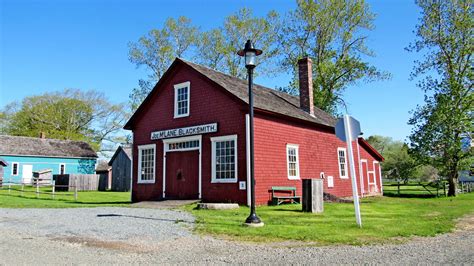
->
186, 193, 474, 245
0, 186, 131, 208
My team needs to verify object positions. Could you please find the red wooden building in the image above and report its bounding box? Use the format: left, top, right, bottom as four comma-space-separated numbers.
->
124, 58, 384, 205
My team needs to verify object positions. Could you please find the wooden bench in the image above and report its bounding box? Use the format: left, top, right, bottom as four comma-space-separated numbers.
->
271, 186, 301, 205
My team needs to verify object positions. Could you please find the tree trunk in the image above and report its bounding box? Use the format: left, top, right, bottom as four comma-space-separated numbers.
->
447, 172, 458, 197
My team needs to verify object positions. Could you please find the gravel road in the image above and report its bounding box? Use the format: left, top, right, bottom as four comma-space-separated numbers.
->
1, 207, 473, 265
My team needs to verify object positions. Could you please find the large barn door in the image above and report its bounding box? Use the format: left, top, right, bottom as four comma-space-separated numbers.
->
165, 150, 199, 199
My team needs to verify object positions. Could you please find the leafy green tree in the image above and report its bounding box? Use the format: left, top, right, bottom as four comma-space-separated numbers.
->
196, 8, 281, 79
1, 89, 128, 155
367, 135, 420, 182
279, 0, 389, 115
407, 0, 473, 196
128, 16, 198, 111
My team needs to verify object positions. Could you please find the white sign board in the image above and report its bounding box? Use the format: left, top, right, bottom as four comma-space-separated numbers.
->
335, 116, 361, 142
151, 123, 217, 140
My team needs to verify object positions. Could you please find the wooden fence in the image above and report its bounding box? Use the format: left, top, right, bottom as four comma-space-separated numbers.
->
54, 174, 99, 192
0, 179, 77, 201
383, 180, 448, 197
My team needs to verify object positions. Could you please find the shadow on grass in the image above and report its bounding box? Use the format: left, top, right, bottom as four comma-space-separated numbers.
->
383, 193, 439, 199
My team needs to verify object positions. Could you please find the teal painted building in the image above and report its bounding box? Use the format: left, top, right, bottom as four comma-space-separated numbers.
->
0, 135, 97, 184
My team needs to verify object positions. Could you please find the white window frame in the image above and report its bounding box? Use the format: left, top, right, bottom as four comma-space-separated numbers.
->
337, 147, 348, 179
211, 134, 238, 183
137, 144, 156, 184
11, 162, 19, 176
286, 144, 300, 180
59, 163, 66, 175
173, 81, 190, 118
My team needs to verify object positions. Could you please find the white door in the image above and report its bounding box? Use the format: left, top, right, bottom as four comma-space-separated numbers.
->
22, 165, 33, 184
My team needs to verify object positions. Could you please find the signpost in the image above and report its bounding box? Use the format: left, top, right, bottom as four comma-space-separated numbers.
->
335, 115, 362, 228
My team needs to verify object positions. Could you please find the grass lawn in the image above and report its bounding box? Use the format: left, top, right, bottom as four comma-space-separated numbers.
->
186, 193, 474, 245
0, 186, 131, 208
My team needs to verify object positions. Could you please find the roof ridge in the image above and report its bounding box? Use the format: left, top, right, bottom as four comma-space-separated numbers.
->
0, 135, 89, 144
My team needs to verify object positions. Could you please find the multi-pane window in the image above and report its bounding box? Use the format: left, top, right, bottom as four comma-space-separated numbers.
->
174, 82, 190, 118
12, 162, 19, 176
287, 144, 300, 179
211, 135, 237, 182
168, 140, 199, 151
138, 144, 156, 183
338, 148, 348, 178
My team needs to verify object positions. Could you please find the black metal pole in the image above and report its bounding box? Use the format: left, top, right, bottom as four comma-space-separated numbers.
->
245, 67, 261, 225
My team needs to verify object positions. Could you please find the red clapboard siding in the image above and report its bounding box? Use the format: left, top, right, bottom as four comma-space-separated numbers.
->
131, 64, 247, 203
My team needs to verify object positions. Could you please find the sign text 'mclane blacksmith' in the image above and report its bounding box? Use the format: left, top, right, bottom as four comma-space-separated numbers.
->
150, 123, 218, 140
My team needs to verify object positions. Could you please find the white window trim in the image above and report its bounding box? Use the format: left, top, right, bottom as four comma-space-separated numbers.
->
337, 147, 348, 179
286, 144, 300, 180
59, 163, 66, 175
11, 162, 19, 176
173, 81, 190, 118
211, 134, 238, 183
137, 144, 156, 184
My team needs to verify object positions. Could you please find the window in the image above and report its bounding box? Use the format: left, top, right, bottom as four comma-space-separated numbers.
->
12, 162, 19, 176
59, 163, 66, 175
168, 140, 199, 151
138, 144, 156, 184
211, 135, 237, 183
174, 82, 190, 118
286, 144, 300, 179
337, 148, 348, 179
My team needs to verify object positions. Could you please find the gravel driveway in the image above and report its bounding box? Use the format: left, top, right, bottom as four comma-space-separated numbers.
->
1, 207, 473, 264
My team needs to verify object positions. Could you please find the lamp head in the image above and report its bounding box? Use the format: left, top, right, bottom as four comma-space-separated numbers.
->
237, 40, 262, 69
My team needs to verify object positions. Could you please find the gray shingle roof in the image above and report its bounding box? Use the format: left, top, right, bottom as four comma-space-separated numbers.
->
0, 135, 97, 158
180, 59, 337, 128
124, 58, 337, 130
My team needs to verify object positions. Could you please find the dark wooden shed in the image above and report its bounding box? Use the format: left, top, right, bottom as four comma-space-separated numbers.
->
108, 146, 132, 192
0, 157, 8, 187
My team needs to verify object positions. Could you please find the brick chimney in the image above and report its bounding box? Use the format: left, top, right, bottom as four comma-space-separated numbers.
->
298, 57, 314, 116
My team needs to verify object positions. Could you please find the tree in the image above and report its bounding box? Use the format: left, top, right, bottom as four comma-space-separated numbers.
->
407, 0, 473, 196
1, 89, 128, 156
195, 8, 281, 79
128, 16, 198, 111
366, 135, 420, 182
279, 0, 389, 115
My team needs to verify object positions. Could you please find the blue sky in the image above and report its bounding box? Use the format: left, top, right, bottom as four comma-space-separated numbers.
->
1, 0, 423, 142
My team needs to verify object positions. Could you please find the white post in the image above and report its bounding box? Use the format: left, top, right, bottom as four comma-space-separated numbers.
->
52, 180, 55, 199
36, 180, 39, 199
344, 115, 362, 228
8, 177, 11, 194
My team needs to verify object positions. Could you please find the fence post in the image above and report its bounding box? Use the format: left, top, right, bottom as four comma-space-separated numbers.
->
21, 183, 24, 197
36, 180, 39, 199
74, 176, 78, 201
8, 177, 11, 194
52, 180, 55, 200
443, 182, 446, 196
397, 180, 400, 196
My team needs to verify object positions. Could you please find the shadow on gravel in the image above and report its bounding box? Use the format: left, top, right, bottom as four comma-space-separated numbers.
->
97, 213, 193, 224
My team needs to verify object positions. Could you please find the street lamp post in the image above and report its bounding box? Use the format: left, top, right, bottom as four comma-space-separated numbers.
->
238, 40, 264, 227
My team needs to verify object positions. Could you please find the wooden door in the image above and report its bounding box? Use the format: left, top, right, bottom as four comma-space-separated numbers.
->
165, 150, 199, 199
22, 165, 33, 184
